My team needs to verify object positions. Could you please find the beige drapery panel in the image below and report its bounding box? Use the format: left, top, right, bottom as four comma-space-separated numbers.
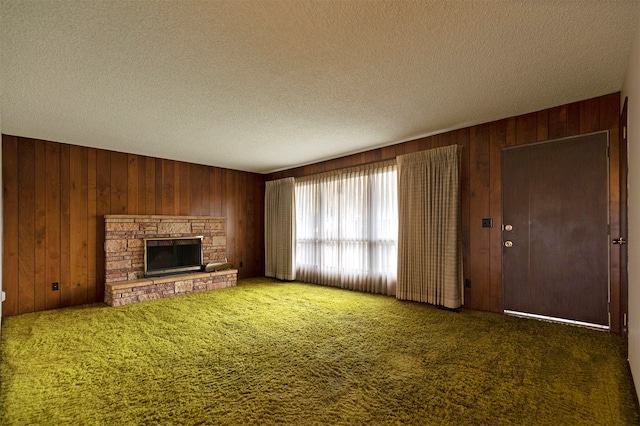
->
265, 177, 296, 281
396, 145, 463, 308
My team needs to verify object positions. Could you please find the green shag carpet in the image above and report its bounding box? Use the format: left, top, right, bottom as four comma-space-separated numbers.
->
1, 278, 638, 425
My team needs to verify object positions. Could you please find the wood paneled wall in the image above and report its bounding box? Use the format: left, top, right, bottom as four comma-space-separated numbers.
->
269, 93, 623, 332
2, 137, 265, 317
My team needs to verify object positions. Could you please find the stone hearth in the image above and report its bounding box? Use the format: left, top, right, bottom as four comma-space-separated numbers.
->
104, 269, 237, 307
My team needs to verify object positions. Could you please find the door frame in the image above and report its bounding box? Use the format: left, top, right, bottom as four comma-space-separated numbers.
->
620, 98, 629, 343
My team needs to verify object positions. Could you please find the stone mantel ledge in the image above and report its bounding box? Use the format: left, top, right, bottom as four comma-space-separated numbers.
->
104, 214, 226, 221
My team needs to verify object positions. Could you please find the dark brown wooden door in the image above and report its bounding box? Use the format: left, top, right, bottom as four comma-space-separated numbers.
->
502, 132, 609, 327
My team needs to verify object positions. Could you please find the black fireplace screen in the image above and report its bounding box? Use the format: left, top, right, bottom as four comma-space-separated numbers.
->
144, 237, 203, 277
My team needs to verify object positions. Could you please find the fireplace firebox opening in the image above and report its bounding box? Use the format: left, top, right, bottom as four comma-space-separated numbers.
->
144, 236, 203, 277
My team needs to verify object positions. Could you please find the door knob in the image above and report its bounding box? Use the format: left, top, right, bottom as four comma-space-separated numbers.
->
613, 237, 627, 245
504, 240, 513, 248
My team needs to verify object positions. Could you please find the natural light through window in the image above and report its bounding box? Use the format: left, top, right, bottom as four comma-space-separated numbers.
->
295, 163, 397, 295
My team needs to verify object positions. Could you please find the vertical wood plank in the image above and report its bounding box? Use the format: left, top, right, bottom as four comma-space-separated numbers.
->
567, 102, 581, 136
258, 175, 266, 275
220, 169, 227, 222
236, 171, 247, 278
173, 162, 181, 216
548, 105, 568, 139
323, 160, 338, 174
110, 152, 128, 214
303, 163, 323, 176
404, 139, 420, 154
439, 132, 451, 149
96, 149, 111, 301
44, 141, 61, 310
200, 165, 211, 216
256, 175, 265, 275
137, 155, 146, 215
418, 136, 431, 151
127, 155, 139, 215
34, 141, 47, 312
505, 117, 516, 147
70, 145, 88, 306
580, 98, 600, 134
155, 158, 162, 214
210, 167, 222, 216
190, 164, 204, 216
87, 148, 97, 302
59, 144, 71, 307
180, 162, 190, 215
516, 113, 537, 145
381, 145, 396, 160
364, 149, 378, 164
161, 159, 174, 215
225, 170, 235, 265
468, 124, 491, 311
457, 128, 471, 307
600, 93, 620, 130
246, 174, 257, 276
489, 120, 506, 313
3, 136, 19, 316
536, 110, 549, 141
145, 157, 155, 215
18, 138, 36, 314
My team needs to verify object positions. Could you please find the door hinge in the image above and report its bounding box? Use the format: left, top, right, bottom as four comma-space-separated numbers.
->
624, 313, 628, 327
624, 126, 627, 140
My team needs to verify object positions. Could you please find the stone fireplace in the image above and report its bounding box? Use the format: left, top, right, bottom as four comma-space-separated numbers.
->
103, 215, 237, 306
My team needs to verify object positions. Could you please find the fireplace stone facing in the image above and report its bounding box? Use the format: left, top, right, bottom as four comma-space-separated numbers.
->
104, 215, 237, 306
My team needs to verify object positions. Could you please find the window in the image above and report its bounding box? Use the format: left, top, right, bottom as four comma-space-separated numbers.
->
295, 163, 397, 295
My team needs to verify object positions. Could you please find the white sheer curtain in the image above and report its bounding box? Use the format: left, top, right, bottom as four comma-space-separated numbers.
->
295, 161, 397, 295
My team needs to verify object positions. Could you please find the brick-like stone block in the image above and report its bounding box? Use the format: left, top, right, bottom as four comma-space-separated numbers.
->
112, 297, 134, 307
128, 239, 144, 249
211, 236, 225, 247
158, 222, 191, 234
105, 239, 128, 253
107, 259, 132, 271
106, 273, 127, 282
175, 280, 194, 293
138, 293, 160, 303
106, 222, 140, 232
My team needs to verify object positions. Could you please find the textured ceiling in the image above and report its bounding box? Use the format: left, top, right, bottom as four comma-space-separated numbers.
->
2, 1, 639, 173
